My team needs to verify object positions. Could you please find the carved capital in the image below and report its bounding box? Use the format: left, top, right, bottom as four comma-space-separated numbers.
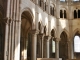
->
55, 38, 61, 42
30, 29, 39, 34
38, 33, 44, 40
44, 36, 51, 41
3, 17, 12, 24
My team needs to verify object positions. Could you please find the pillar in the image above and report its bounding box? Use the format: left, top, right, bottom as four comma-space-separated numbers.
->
55, 38, 60, 58
44, 36, 51, 58
4, 0, 11, 59
67, 40, 71, 59
37, 33, 44, 58
8, 19, 12, 60
71, 39, 74, 59
46, 36, 51, 58
40, 34, 44, 58
4, 18, 9, 60
31, 30, 38, 60
14, 20, 21, 60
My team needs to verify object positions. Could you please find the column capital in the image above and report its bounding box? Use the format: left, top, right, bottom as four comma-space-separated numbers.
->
30, 29, 39, 34
3, 17, 12, 24
55, 38, 61, 42
44, 36, 51, 41
38, 33, 44, 40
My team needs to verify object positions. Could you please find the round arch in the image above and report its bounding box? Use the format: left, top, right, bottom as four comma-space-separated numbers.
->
21, 7, 34, 21
20, 8, 34, 60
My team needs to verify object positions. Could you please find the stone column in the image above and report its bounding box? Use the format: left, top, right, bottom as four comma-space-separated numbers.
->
55, 38, 60, 58
8, 19, 12, 60
4, 18, 9, 60
4, 0, 11, 59
31, 30, 38, 60
39, 33, 44, 58
46, 36, 51, 58
67, 40, 71, 59
71, 39, 74, 59
44, 36, 51, 58
14, 20, 21, 60
38, 33, 44, 58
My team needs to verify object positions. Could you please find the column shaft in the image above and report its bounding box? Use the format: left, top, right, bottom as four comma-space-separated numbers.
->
47, 40, 49, 58
14, 21, 21, 60
8, 22, 12, 60
55, 38, 60, 58
41, 35, 44, 58
4, 22, 9, 60
71, 40, 74, 59
67, 41, 71, 59
11, 21, 15, 60
31, 30, 37, 60
4, 0, 11, 59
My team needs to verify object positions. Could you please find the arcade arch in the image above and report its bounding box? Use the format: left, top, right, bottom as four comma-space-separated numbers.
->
59, 31, 68, 60
20, 10, 33, 60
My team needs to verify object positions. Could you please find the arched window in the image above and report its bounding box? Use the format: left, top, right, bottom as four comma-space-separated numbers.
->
74, 10, 77, 19
74, 35, 80, 53
78, 10, 80, 18
52, 40, 55, 53
73, 0, 79, 1
50, 6, 52, 15
60, 0, 66, 2
52, 7, 54, 16
44, 2, 46, 11
38, 0, 42, 7
60, 10, 63, 18
64, 10, 66, 18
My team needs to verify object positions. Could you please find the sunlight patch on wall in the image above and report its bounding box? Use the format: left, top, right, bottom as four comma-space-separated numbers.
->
32, 8, 35, 23
39, 13, 42, 22
24, 49, 27, 59
14, 43, 20, 60
59, 19, 66, 29
45, 17, 48, 35
51, 18, 55, 30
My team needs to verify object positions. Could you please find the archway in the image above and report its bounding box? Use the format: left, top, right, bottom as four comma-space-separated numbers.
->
20, 11, 33, 60
59, 31, 68, 60
73, 31, 80, 59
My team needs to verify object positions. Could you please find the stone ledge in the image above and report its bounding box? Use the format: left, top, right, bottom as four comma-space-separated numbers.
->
67, 59, 80, 60
37, 58, 62, 60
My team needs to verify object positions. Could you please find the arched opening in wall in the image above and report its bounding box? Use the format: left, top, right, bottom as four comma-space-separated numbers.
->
59, 31, 68, 60
74, 10, 77, 19
78, 10, 80, 18
64, 10, 66, 18
20, 11, 33, 60
50, 29, 55, 58
73, 31, 80, 59
60, 10, 63, 18
0, 11, 5, 60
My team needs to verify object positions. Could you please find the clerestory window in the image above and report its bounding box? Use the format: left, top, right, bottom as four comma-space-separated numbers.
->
73, 0, 79, 1
60, 0, 66, 2
74, 35, 80, 53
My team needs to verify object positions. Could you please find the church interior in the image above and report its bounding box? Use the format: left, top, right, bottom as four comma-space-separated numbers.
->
0, 0, 80, 60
